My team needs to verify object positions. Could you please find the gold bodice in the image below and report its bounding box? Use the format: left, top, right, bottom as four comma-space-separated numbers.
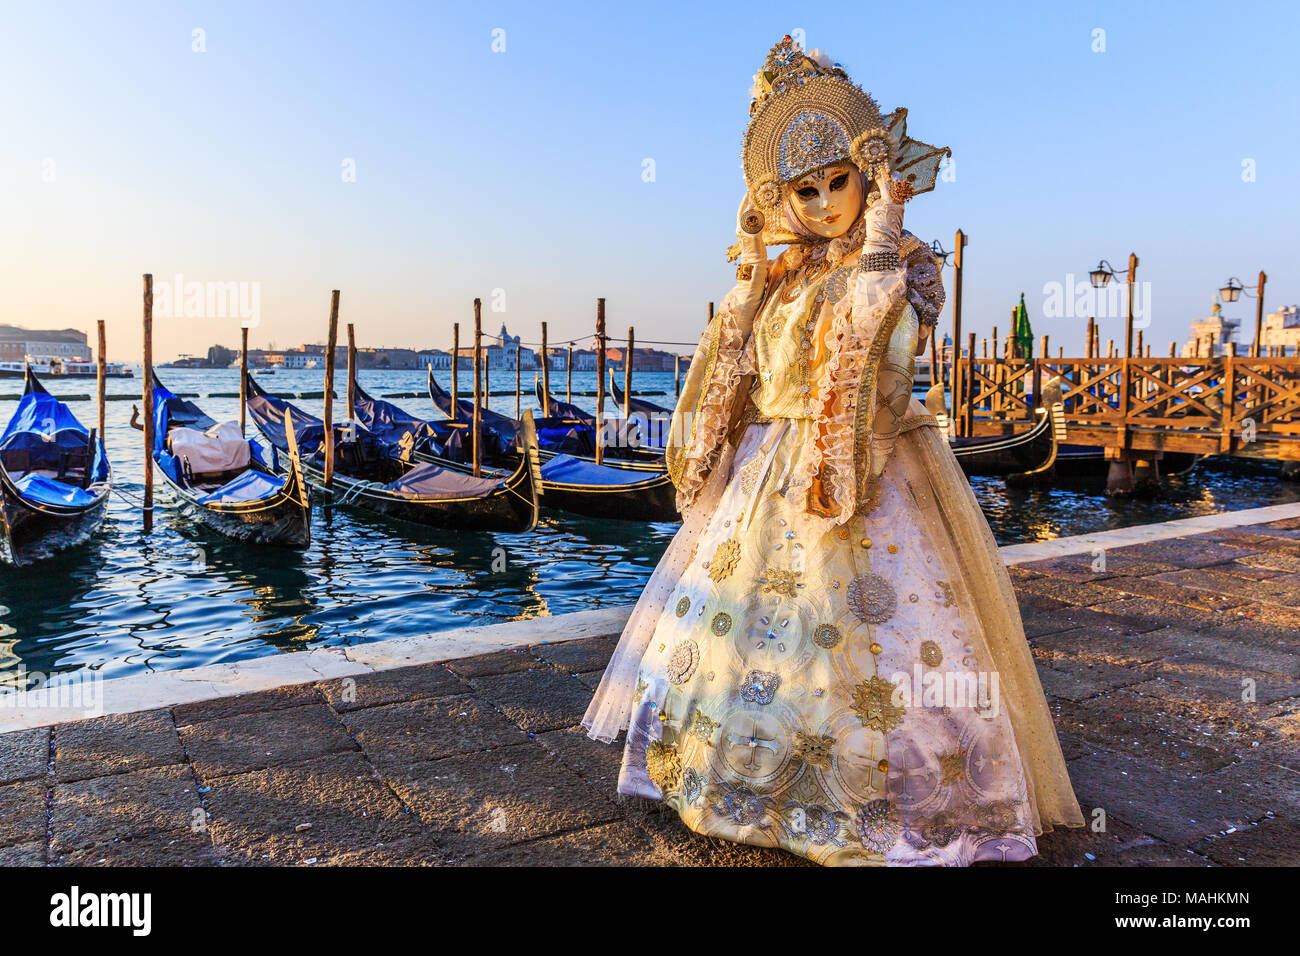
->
753, 256, 856, 421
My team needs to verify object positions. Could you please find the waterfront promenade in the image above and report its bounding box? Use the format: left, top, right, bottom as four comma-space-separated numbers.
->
3, 505, 1300, 866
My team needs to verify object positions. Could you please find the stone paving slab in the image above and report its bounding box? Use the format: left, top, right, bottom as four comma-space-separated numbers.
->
203, 752, 421, 865
1, 516, 1299, 866
53, 709, 184, 783
178, 703, 358, 779
0, 727, 48, 785
50, 764, 203, 853
338, 694, 524, 769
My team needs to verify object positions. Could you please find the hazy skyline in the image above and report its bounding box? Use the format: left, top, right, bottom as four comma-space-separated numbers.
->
2, 0, 1297, 362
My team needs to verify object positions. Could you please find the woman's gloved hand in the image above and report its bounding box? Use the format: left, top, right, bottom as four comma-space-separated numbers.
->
859, 167, 906, 265
726, 192, 770, 339
735, 193, 767, 264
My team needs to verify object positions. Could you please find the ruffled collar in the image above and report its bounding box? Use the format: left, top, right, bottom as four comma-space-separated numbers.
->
781, 214, 867, 272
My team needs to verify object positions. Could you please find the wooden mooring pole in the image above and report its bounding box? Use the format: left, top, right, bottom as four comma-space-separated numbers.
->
1252, 270, 1269, 357
540, 321, 551, 416
239, 326, 248, 435
623, 326, 635, 422
322, 291, 339, 491
595, 299, 607, 465
346, 322, 356, 422
964, 332, 975, 437
450, 322, 460, 422
96, 320, 107, 440
951, 229, 966, 435
142, 274, 155, 532
472, 298, 482, 478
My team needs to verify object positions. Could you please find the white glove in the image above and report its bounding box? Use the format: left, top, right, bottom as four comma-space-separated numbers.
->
735, 194, 768, 265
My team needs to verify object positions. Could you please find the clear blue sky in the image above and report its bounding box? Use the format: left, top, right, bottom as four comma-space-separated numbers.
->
2, 0, 1296, 361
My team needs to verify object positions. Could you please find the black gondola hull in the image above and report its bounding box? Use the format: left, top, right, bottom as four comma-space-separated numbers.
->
247, 370, 539, 534
404, 446, 680, 523
0, 472, 109, 566
1, 367, 111, 565
158, 468, 311, 548
1052, 447, 1201, 480
304, 460, 537, 532
950, 410, 1055, 477
540, 475, 679, 523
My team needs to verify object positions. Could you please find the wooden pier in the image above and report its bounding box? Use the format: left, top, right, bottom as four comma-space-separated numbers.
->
945, 350, 1300, 465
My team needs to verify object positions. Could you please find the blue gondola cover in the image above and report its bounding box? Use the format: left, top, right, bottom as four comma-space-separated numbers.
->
197, 469, 285, 505
13, 473, 99, 507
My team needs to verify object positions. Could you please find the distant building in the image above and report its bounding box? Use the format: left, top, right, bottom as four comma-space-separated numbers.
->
604, 346, 684, 372
1261, 305, 1300, 352
421, 350, 453, 369
1181, 300, 1240, 357
243, 349, 285, 367
0, 325, 92, 363
483, 324, 537, 370
282, 350, 321, 369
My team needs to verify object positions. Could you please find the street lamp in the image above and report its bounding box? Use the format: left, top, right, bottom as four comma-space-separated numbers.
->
930, 238, 953, 267
1090, 259, 1118, 289
1219, 271, 1268, 355
1086, 253, 1140, 356
1219, 277, 1245, 303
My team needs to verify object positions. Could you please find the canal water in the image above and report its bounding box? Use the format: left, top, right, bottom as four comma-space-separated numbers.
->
2, 367, 1297, 687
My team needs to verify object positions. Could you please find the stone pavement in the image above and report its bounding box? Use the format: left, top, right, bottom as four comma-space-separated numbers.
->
2, 516, 1300, 867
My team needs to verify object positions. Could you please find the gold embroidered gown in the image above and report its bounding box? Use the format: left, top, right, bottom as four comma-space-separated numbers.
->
583, 209, 1083, 866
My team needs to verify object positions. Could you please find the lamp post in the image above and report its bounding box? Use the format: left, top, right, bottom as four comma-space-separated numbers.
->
1088, 253, 1139, 496
929, 237, 952, 390
932, 230, 966, 435
1219, 271, 1268, 356
1088, 253, 1139, 358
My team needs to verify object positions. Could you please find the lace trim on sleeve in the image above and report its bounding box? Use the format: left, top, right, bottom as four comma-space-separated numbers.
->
672, 307, 754, 515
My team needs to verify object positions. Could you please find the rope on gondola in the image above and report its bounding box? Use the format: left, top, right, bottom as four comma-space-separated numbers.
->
110, 485, 148, 508
320, 480, 382, 509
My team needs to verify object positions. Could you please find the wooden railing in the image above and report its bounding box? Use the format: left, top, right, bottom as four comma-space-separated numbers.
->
946, 355, 1300, 460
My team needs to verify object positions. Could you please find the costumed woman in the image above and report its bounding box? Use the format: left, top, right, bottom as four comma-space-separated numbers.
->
583, 36, 1083, 865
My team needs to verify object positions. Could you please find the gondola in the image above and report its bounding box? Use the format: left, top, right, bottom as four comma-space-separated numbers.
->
927, 379, 1066, 478
531, 377, 667, 464
357, 378, 679, 522
609, 371, 674, 418
0, 367, 111, 565
151, 372, 310, 548
430, 367, 663, 468
247, 371, 539, 533
1051, 445, 1201, 480
425, 369, 566, 459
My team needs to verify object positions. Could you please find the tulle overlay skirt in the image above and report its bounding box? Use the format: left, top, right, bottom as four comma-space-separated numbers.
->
583, 417, 1083, 866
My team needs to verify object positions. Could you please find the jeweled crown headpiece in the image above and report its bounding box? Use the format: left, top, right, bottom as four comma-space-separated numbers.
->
742, 36, 950, 231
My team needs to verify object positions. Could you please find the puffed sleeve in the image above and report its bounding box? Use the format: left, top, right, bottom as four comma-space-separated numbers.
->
665, 265, 768, 515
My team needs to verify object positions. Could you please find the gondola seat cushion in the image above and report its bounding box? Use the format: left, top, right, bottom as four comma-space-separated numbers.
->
197, 469, 283, 505
541, 454, 660, 488
13, 473, 98, 507
168, 421, 251, 474
384, 461, 506, 499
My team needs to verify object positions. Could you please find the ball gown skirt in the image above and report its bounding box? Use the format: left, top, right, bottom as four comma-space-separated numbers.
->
585, 410, 1082, 866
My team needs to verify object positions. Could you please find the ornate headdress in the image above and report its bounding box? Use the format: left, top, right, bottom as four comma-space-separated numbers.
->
741, 36, 950, 243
